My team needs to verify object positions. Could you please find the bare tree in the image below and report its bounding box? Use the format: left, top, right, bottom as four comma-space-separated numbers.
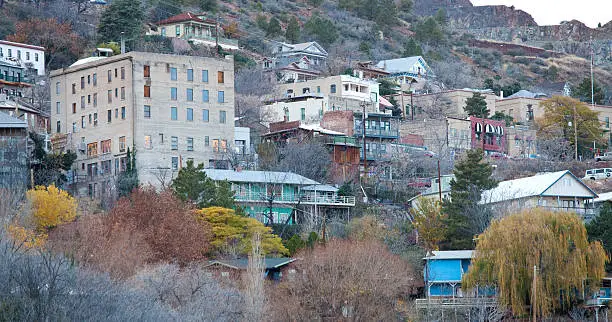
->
244, 233, 265, 321
152, 166, 173, 190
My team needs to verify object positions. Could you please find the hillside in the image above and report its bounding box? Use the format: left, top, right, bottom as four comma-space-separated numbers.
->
0, 0, 610, 101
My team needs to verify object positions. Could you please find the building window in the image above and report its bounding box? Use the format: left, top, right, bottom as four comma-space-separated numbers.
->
72, 103, 76, 114
121, 106, 126, 119
144, 65, 150, 77
93, 93, 97, 107
35, 53, 39, 62
93, 73, 97, 86
144, 105, 151, 118
17, 50, 20, 59
81, 96, 85, 109
316, 86, 320, 93
115, 88, 118, 98
56, 102, 60, 114
93, 112, 98, 126
202, 70, 208, 82
219, 110, 226, 124
55, 82, 60, 94
72, 122, 76, 133
56, 121, 61, 133
202, 89, 209, 102
172, 156, 179, 170
115, 68, 118, 78
202, 109, 209, 122
175, 25, 180, 36
107, 70, 112, 82
171, 87, 177, 100
107, 90, 112, 103
144, 85, 150, 98
101, 139, 111, 154
171, 136, 178, 150
302, 87, 310, 94
121, 87, 125, 100
217, 71, 224, 83
107, 110, 112, 123
221, 139, 227, 153
186, 88, 193, 101
171, 107, 178, 120
119, 136, 126, 152
187, 69, 193, 81
170, 67, 177, 81
606, 117, 610, 129
218, 91, 225, 103
81, 77, 85, 89
204, 136, 210, 147
212, 139, 219, 152
87, 94, 91, 104
115, 108, 118, 118
87, 75, 91, 84
121, 67, 125, 80
72, 83, 76, 94
301, 108, 305, 121
330, 84, 336, 93
187, 108, 193, 121
87, 142, 98, 157
161, 27, 166, 36
7, 49, 11, 57
26, 52, 30, 60
187, 137, 194, 151
144, 135, 152, 149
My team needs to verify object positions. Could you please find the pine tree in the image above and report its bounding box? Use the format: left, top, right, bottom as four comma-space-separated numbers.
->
266, 17, 282, 37
403, 39, 422, 57
587, 202, 612, 272
441, 149, 497, 250
285, 16, 300, 43
572, 77, 605, 105
97, 0, 144, 44
117, 147, 139, 197
464, 92, 490, 118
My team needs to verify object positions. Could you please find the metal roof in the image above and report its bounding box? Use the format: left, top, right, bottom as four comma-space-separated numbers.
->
203, 169, 320, 185
302, 184, 338, 192
506, 90, 548, 99
0, 111, 27, 128
424, 250, 474, 260
594, 191, 612, 203
204, 258, 296, 270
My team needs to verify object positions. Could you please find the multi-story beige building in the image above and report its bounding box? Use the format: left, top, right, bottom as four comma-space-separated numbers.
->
50, 52, 235, 197
410, 89, 498, 119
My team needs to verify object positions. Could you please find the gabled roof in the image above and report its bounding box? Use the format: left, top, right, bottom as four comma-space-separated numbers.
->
0, 111, 27, 128
424, 250, 474, 260
506, 90, 548, 99
594, 191, 612, 203
204, 169, 320, 185
205, 258, 296, 270
375, 56, 433, 75
0, 40, 45, 51
276, 41, 328, 57
481, 170, 598, 204
156, 12, 215, 25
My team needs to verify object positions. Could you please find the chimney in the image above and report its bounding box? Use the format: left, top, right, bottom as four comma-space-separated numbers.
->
120, 32, 126, 54
499, 90, 504, 99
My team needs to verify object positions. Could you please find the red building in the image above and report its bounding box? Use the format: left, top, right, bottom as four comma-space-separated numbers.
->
470, 117, 506, 154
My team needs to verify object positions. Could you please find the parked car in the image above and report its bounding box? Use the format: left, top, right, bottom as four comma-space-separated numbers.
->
595, 152, 612, 162
584, 168, 612, 180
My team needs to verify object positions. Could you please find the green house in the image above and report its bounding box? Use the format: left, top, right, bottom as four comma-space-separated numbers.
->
204, 169, 355, 225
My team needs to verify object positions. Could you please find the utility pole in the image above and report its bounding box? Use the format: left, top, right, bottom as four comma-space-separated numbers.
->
437, 159, 442, 201
410, 91, 414, 121
590, 36, 595, 108
573, 104, 578, 160
532, 265, 537, 322
120, 32, 125, 54
215, 15, 220, 52
361, 100, 367, 180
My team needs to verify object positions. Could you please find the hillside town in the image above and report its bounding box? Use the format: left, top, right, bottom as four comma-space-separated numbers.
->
1, 0, 612, 320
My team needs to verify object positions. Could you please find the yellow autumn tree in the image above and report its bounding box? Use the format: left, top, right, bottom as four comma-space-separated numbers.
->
196, 207, 288, 256
26, 185, 78, 231
411, 198, 446, 251
463, 209, 607, 318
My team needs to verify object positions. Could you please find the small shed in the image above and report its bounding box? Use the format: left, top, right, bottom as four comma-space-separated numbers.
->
424, 250, 473, 297
204, 257, 296, 281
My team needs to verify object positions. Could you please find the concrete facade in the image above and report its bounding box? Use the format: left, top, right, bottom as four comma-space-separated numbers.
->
411, 89, 498, 119
263, 95, 328, 125
0, 40, 46, 76
50, 52, 235, 196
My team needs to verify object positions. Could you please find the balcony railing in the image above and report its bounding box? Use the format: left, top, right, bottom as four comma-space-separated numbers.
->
540, 206, 596, 221
415, 297, 497, 310
0, 74, 34, 84
354, 127, 399, 138
182, 33, 239, 47
233, 192, 355, 206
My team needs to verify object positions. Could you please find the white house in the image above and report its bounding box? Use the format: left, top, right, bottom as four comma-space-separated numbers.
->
0, 40, 45, 76
270, 41, 328, 67
263, 95, 328, 125
376, 56, 433, 86
481, 170, 598, 219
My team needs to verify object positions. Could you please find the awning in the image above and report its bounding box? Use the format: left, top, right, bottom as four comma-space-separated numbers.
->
496, 126, 504, 136
379, 96, 394, 108
485, 124, 495, 134
475, 123, 483, 133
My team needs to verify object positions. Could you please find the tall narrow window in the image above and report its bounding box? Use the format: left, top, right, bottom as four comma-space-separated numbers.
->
72, 83, 76, 94
186, 88, 193, 101
171, 107, 178, 120
218, 91, 225, 103
186, 108, 193, 121
187, 137, 194, 151
121, 106, 126, 119
144, 105, 151, 118
93, 73, 97, 86
144, 65, 150, 77
171, 87, 177, 100
202, 109, 209, 122
301, 108, 305, 121
56, 82, 60, 94
144, 135, 152, 149
217, 71, 224, 83
172, 157, 179, 170
81, 96, 85, 109
121, 87, 125, 100
202, 89, 209, 102
219, 110, 226, 124
107, 110, 112, 123
171, 136, 178, 150
144, 85, 150, 98
204, 136, 210, 147
72, 103, 76, 114
120, 67, 125, 80
202, 70, 208, 82
170, 67, 177, 81
35, 53, 39, 62
187, 69, 193, 81
119, 136, 126, 152
80, 76, 85, 89
107, 90, 112, 103
93, 93, 97, 107
107, 70, 112, 82
56, 121, 61, 133
56, 102, 60, 114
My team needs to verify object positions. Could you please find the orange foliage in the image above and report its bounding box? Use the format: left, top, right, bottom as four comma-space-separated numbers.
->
7, 224, 47, 250
26, 185, 77, 231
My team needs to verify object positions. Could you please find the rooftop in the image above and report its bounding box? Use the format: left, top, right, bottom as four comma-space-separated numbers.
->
156, 12, 215, 25
0, 40, 45, 51
205, 258, 296, 270
203, 169, 320, 185
0, 111, 27, 129
505, 90, 548, 99
424, 250, 474, 260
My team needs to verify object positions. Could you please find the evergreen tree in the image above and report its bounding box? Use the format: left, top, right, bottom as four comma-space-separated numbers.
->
266, 17, 282, 37
117, 147, 139, 197
97, 0, 144, 44
464, 92, 490, 118
199, 0, 218, 12
285, 16, 300, 43
414, 17, 444, 45
441, 149, 497, 250
587, 202, 612, 272
29, 132, 77, 187
572, 77, 605, 105
304, 14, 338, 46
403, 38, 422, 57
434, 8, 447, 26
